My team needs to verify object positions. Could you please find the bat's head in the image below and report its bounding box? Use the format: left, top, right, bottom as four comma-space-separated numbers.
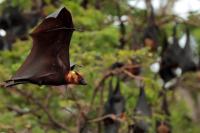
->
65, 71, 87, 85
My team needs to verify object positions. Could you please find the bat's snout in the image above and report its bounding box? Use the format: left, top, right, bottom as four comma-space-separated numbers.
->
79, 78, 87, 85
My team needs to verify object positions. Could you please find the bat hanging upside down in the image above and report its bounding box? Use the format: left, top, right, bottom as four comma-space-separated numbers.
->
4, 7, 87, 87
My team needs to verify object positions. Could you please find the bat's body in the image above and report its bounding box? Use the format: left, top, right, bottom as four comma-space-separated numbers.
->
132, 87, 151, 133
143, 1, 160, 51
159, 25, 197, 83
104, 78, 125, 133
4, 7, 86, 87
156, 93, 171, 133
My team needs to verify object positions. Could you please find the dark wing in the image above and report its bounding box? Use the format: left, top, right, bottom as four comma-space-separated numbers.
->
180, 27, 197, 72
135, 87, 151, 116
5, 7, 74, 86
133, 87, 151, 132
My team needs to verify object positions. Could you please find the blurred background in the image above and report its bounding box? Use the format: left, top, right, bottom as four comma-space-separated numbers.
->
0, 0, 200, 132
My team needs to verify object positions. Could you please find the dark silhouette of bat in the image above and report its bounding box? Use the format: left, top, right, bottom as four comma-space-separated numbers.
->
143, 0, 160, 51
159, 24, 197, 83
104, 78, 125, 133
161, 91, 170, 116
0, 4, 44, 50
134, 86, 151, 116
155, 90, 171, 133
160, 33, 169, 57
132, 86, 151, 133
0, 6, 27, 50
4, 7, 86, 87
179, 27, 197, 72
159, 23, 181, 82
81, 0, 89, 9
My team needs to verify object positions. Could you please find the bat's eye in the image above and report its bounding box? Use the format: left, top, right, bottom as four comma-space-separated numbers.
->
71, 71, 76, 74
65, 71, 86, 85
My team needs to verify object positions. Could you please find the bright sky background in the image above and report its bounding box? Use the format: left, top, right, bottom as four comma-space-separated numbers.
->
128, 0, 200, 19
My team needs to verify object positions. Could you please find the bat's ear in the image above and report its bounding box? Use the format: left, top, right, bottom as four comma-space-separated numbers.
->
70, 64, 83, 70
56, 7, 74, 28
70, 64, 76, 70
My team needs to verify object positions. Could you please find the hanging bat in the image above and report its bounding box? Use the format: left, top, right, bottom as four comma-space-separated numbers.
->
159, 24, 197, 83
159, 23, 181, 83
143, 0, 160, 51
156, 91, 171, 133
134, 86, 151, 116
179, 27, 197, 72
132, 86, 151, 133
4, 7, 86, 87
104, 78, 125, 133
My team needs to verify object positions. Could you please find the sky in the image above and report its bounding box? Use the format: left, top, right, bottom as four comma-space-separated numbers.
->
128, 0, 200, 19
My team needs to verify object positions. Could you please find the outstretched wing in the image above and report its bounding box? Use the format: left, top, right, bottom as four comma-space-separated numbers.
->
6, 7, 74, 86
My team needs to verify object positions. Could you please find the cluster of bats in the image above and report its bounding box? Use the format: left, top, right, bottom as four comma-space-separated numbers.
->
0, 0, 60, 50
159, 25, 198, 84
102, 77, 171, 133
1, 4, 199, 133
142, 1, 199, 88
101, 2, 198, 132
0, 5, 43, 50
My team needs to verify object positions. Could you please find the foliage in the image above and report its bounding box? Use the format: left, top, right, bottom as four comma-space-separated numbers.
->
0, 0, 200, 133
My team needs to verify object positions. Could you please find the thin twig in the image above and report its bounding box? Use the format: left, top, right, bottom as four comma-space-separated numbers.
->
0, 86, 73, 133
90, 64, 143, 108
89, 114, 125, 123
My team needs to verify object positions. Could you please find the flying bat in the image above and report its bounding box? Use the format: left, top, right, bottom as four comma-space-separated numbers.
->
4, 7, 86, 87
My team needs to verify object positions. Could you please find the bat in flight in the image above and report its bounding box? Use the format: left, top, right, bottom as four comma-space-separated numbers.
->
4, 7, 86, 87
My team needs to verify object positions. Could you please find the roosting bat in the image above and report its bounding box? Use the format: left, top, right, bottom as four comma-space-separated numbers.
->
159, 23, 181, 82
156, 92, 171, 133
179, 27, 197, 72
104, 78, 125, 133
132, 86, 151, 133
4, 7, 86, 87
143, 0, 160, 51
159, 24, 198, 83
135, 86, 151, 117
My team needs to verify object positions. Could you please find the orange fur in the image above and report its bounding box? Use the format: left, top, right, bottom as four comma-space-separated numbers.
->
157, 122, 170, 133
65, 71, 83, 84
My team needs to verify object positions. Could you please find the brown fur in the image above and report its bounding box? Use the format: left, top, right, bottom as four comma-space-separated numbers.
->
157, 122, 170, 133
65, 71, 83, 84
145, 38, 156, 50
